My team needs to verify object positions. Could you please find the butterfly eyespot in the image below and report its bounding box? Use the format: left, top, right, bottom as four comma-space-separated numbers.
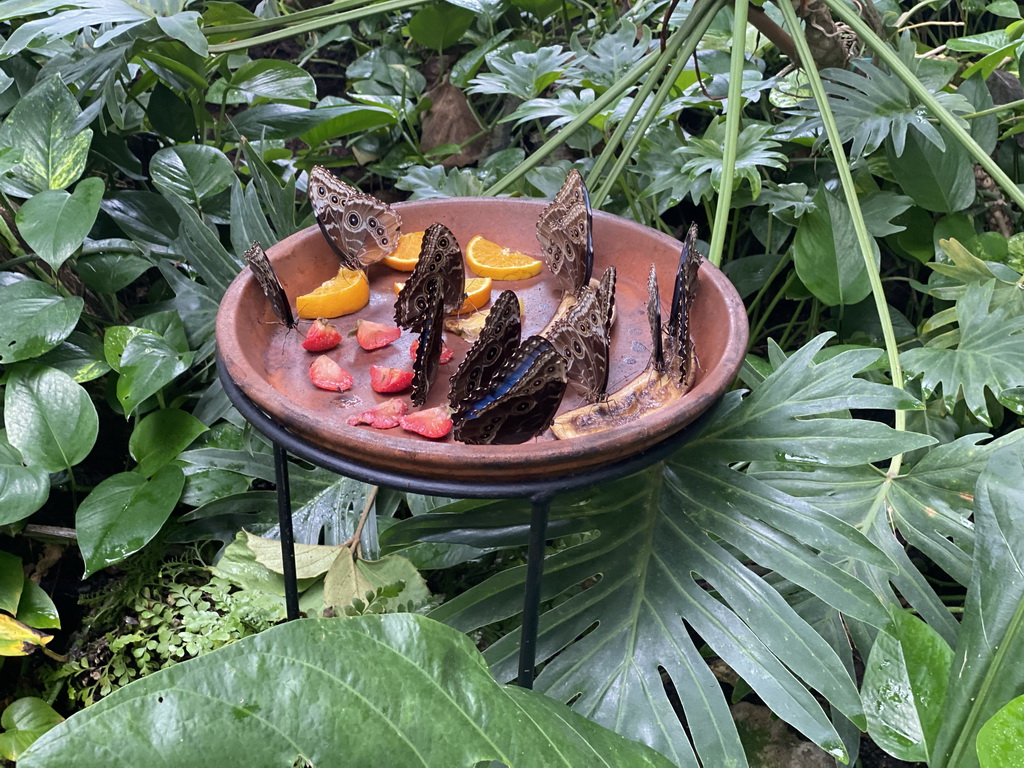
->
516, 401, 532, 412
381, 236, 389, 245
317, 186, 326, 195
368, 217, 379, 228
331, 195, 340, 204
347, 213, 360, 227
438, 237, 449, 248
377, 228, 386, 236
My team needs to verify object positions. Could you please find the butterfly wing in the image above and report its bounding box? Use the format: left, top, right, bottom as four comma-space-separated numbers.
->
309, 166, 401, 269
394, 222, 465, 330
545, 266, 616, 402
647, 264, 664, 372
448, 290, 522, 412
536, 170, 593, 295
665, 224, 701, 386
453, 336, 568, 445
411, 284, 446, 407
244, 241, 295, 329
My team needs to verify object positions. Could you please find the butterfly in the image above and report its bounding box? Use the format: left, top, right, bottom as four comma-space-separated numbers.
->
545, 266, 616, 402
411, 283, 446, 407
452, 335, 568, 445
448, 290, 522, 414
244, 241, 296, 329
394, 222, 465, 332
535, 169, 593, 296
395, 223, 466, 404
308, 166, 402, 270
650, 224, 701, 387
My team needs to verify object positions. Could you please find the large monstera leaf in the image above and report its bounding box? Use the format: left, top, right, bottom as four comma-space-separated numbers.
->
383, 336, 935, 766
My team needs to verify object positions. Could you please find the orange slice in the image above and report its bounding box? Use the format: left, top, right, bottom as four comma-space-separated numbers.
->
393, 277, 492, 315
382, 230, 426, 271
465, 235, 543, 280
296, 267, 370, 319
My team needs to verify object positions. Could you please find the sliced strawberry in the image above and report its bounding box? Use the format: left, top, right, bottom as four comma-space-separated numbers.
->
399, 406, 453, 439
355, 320, 401, 351
309, 356, 353, 391
409, 338, 454, 364
369, 365, 415, 393
301, 318, 342, 352
347, 398, 408, 429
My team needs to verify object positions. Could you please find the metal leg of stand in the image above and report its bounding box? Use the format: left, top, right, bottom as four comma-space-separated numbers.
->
272, 442, 300, 621
518, 493, 551, 689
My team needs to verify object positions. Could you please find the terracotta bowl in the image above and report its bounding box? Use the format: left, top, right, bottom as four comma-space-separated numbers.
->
216, 198, 748, 483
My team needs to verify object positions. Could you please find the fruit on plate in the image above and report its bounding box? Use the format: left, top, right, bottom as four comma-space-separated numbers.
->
465, 235, 543, 280
309, 356, 353, 391
369, 365, 415, 393
301, 318, 341, 352
355, 319, 401, 350
399, 406, 453, 439
347, 399, 408, 429
296, 267, 369, 319
382, 230, 426, 271
409, 338, 453, 364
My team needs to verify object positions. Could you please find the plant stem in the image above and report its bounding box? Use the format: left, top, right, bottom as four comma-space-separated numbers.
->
208, 0, 430, 53
961, 96, 1024, 120
589, 0, 727, 206
707, 0, 749, 269
777, 0, 906, 466
822, 0, 1024, 213
483, 53, 662, 196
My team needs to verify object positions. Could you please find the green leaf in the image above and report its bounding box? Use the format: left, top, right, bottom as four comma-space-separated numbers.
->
155, 11, 206, 56
676, 121, 787, 201
15, 177, 104, 270
0, 431, 48, 526
323, 553, 430, 614
160, 191, 240, 295
977, 696, 1024, 767
146, 82, 195, 142
0, 697, 63, 761
115, 332, 194, 417
76, 252, 152, 294
19, 615, 675, 768
0, 551, 23, 615
209, 59, 316, 104
15, 579, 59, 630
149, 145, 234, 208
862, 610, 953, 762
887, 126, 976, 213
128, 409, 207, 478
4, 364, 98, 473
388, 337, 931, 764
76, 465, 185, 578
792, 186, 878, 307
901, 281, 1024, 424
467, 45, 574, 101
0, 75, 92, 197
932, 440, 1024, 768
408, 2, 475, 51
0, 279, 83, 364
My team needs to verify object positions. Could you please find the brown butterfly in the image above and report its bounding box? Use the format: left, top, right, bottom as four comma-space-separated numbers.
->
244, 241, 295, 329
545, 266, 616, 402
655, 224, 701, 387
308, 166, 401, 270
394, 222, 465, 332
535, 169, 593, 296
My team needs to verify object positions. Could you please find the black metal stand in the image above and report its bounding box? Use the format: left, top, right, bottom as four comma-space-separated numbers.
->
219, 356, 696, 688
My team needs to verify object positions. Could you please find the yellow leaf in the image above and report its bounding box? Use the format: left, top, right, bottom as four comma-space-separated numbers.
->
0, 614, 52, 656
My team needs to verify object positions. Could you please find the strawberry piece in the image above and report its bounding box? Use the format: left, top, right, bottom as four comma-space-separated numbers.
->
347, 398, 408, 429
369, 365, 415, 393
301, 318, 341, 352
399, 406, 453, 439
309, 356, 353, 391
409, 338, 454, 364
355, 320, 401, 350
